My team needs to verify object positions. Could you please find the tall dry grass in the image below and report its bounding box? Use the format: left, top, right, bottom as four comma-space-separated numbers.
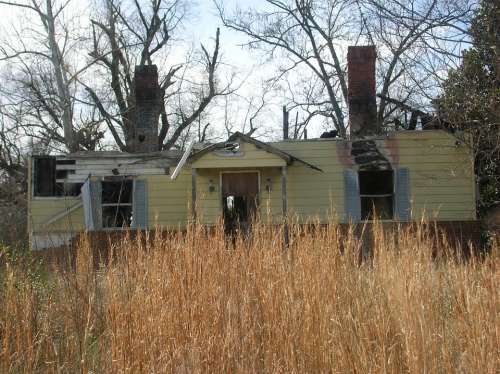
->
0, 221, 498, 373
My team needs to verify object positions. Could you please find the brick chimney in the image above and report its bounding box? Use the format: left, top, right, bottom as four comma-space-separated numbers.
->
133, 65, 160, 153
347, 46, 377, 137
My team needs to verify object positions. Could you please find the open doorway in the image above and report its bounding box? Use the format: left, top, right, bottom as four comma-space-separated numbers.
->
221, 172, 259, 235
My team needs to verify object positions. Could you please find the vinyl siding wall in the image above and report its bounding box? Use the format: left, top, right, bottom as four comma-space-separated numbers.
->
274, 130, 476, 222
274, 142, 345, 222
28, 130, 476, 248
30, 197, 86, 233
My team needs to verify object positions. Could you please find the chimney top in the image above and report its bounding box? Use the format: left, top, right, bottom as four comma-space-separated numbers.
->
347, 45, 376, 61
133, 65, 160, 153
347, 46, 378, 137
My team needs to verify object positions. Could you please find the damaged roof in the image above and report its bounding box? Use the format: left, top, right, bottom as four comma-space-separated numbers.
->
189, 132, 323, 172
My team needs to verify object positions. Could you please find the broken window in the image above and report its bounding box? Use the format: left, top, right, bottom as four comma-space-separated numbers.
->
33, 156, 56, 196
33, 157, 82, 197
101, 180, 133, 228
359, 170, 394, 220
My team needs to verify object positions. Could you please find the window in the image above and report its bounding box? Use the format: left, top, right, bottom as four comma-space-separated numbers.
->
101, 180, 133, 228
359, 170, 394, 220
33, 157, 82, 197
33, 156, 56, 196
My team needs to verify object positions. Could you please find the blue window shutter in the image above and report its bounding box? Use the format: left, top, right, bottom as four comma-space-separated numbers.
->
395, 168, 411, 221
81, 180, 102, 230
133, 180, 148, 229
344, 169, 361, 222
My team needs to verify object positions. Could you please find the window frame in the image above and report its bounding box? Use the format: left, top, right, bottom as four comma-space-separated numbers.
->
32, 156, 82, 199
358, 170, 395, 221
100, 178, 134, 229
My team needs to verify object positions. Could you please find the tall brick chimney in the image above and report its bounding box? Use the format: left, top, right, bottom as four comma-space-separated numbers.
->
133, 65, 160, 153
347, 46, 377, 137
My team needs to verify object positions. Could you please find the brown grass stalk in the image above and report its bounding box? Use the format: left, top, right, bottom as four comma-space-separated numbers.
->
0, 221, 498, 373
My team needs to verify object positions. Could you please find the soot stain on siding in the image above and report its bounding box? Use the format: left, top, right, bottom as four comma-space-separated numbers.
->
336, 138, 400, 170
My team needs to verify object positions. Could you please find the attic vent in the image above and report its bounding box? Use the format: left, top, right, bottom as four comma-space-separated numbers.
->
224, 142, 240, 152
214, 142, 243, 157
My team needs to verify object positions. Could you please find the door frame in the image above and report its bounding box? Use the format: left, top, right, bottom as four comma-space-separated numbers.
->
219, 170, 261, 211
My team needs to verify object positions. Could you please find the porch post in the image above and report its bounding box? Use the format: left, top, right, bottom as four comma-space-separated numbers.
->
281, 165, 289, 247
191, 168, 197, 221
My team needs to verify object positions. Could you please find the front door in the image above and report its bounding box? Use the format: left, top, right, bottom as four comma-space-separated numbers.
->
221, 172, 259, 234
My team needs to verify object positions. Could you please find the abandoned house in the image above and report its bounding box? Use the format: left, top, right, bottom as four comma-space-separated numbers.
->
28, 46, 479, 250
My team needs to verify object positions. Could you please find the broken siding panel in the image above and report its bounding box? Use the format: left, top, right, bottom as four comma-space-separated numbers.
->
63, 158, 171, 182
31, 232, 77, 251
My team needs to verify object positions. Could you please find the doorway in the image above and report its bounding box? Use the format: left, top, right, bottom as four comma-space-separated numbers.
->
221, 172, 259, 235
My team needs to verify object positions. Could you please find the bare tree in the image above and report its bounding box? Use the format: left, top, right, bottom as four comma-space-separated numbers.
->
0, 0, 101, 152
216, 0, 475, 137
86, 0, 233, 151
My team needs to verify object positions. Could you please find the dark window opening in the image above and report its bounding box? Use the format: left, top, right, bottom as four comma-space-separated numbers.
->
101, 180, 133, 228
34, 157, 81, 197
33, 156, 56, 196
359, 170, 394, 220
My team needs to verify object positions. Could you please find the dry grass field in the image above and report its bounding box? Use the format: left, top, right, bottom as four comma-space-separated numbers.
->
0, 221, 498, 373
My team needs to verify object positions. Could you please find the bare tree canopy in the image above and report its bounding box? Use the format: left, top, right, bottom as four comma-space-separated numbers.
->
0, 0, 104, 153
86, 0, 234, 152
216, 0, 476, 137
0, 0, 234, 154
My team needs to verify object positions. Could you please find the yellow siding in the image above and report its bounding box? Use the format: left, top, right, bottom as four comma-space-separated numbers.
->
275, 142, 345, 223
142, 172, 190, 228
394, 131, 475, 221
191, 142, 286, 168
30, 197, 85, 233
274, 130, 476, 222
28, 130, 476, 244
193, 169, 219, 224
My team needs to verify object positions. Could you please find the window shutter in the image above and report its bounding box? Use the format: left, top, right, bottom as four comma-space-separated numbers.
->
132, 180, 148, 229
344, 169, 361, 222
395, 168, 411, 221
81, 180, 102, 230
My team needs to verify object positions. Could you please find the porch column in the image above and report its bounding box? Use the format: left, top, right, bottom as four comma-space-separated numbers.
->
191, 168, 197, 221
281, 165, 289, 247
